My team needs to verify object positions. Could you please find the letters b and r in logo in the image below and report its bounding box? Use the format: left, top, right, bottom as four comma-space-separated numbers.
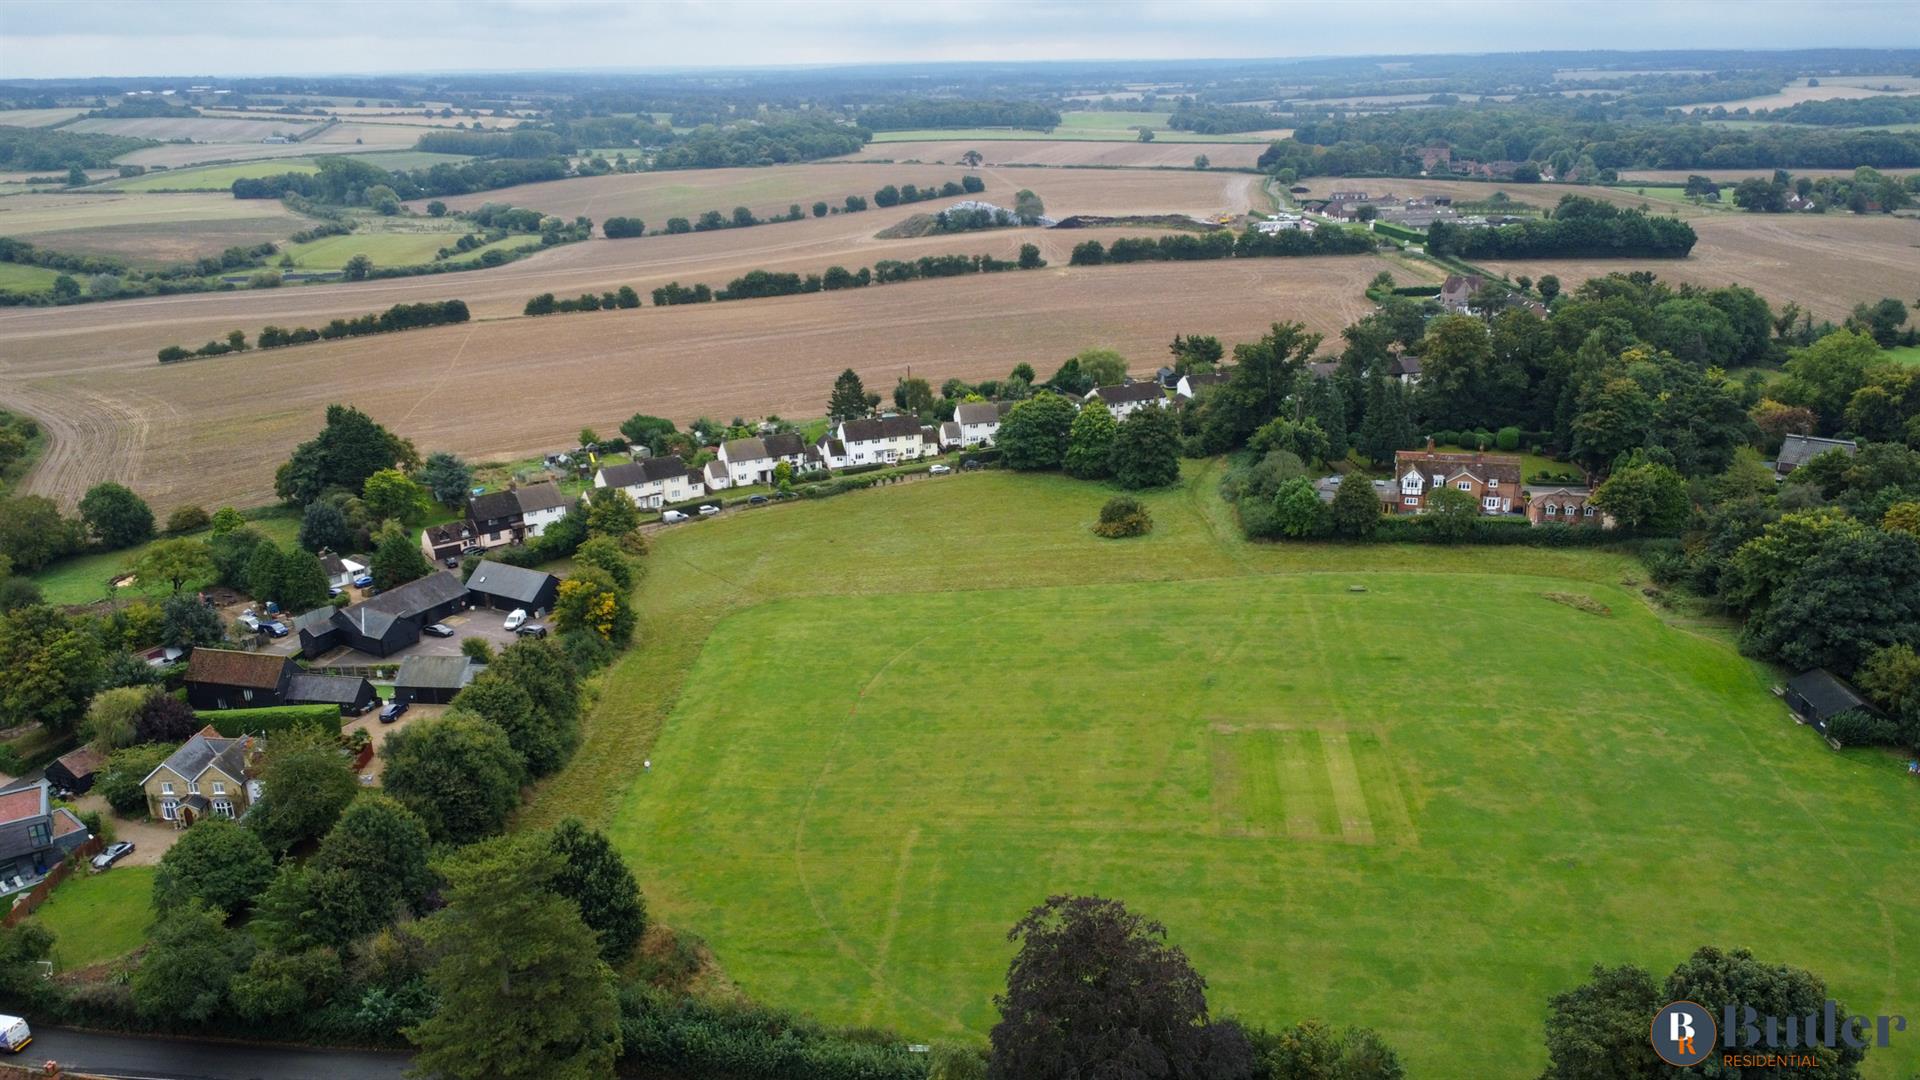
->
1652, 1001, 1716, 1066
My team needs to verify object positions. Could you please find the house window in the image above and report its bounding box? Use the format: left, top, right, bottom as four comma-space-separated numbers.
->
161, 781, 174, 795
242, 689, 253, 702
27, 823, 49, 847
188, 782, 200, 795
161, 799, 178, 821
1483, 497, 1499, 509
1457, 481, 1472, 491
212, 782, 225, 796
212, 800, 234, 819
1545, 504, 1558, 516
1584, 505, 1596, 517
1431, 473, 1444, 486
1402, 497, 1419, 507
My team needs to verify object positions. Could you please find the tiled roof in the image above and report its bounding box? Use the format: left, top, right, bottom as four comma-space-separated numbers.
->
763, 432, 806, 457
1091, 383, 1165, 405
599, 455, 691, 488
513, 482, 571, 513
396, 655, 484, 690
149, 727, 252, 785
842, 415, 926, 442
339, 571, 465, 638
466, 560, 555, 605
1777, 434, 1858, 469
468, 490, 522, 522
0, 785, 42, 825
53, 746, 105, 779
721, 437, 767, 462
287, 673, 370, 705
954, 402, 1002, 426
186, 648, 289, 690
1396, 449, 1524, 488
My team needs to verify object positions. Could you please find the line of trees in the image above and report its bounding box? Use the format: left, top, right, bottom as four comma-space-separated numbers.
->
1424, 196, 1696, 259
158, 300, 470, 363
1069, 223, 1375, 265
857, 100, 1061, 131
872, 174, 986, 207
652, 244, 1046, 306
525, 287, 642, 315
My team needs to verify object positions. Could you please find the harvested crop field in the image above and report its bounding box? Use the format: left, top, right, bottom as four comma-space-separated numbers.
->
845, 139, 1271, 169
0, 108, 88, 127
0, 252, 1421, 511
1680, 77, 1920, 113
415, 162, 1261, 228
0, 191, 309, 266
1478, 212, 1920, 323
67, 115, 321, 141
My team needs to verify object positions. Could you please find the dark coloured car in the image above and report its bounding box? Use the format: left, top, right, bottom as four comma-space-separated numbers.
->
747, 494, 770, 506
379, 700, 409, 724
259, 621, 289, 638
423, 623, 455, 638
962, 460, 984, 471
515, 623, 548, 639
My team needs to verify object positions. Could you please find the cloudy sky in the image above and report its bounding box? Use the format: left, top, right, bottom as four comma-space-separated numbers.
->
1, 0, 1916, 80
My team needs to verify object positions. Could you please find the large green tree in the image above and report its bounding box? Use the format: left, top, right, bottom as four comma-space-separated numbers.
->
1744, 527, 1920, 675
997, 392, 1079, 471
132, 537, 214, 595
248, 729, 361, 855
1201, 321, 1320, 451
1063, 399, 1118, 480
274, 404, 417, 505
0, 495, 81, 572
1109, 406, 1181, 490
371, 528, 432, 591
381, 713, 526, 844
0, 604, 103, 730
1589, 461, 1689, 534
1330, 473, 1381, 538
132, 902, 253, 1022
418, 452, 475, 510
152, 817, 276, 918
1540, 965, 1664, 1080
827, 368, 876, 423
547, 818, 648, 965
78, 482, 155, 550
407, 836, 622, 1080
361, 468, 431, 525
298, 500, 353, 554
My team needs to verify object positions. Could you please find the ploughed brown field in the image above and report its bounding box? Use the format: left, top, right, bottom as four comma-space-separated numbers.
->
414, 162, 1261, 227
0, 254, 1416, 513
1478, 213, 1920, 323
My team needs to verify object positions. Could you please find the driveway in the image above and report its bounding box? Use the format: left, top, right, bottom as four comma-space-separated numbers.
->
310, 606, 525, 667
344, 704, 446, 785
68, 794, 179, 867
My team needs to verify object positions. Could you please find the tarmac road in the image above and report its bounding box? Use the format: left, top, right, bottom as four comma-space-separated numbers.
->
23, 1026, 410, 1080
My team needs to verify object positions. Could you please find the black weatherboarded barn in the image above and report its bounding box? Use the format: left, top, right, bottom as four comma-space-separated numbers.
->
1783, 669, 1879, 739
331, 571, 469, 658
185, 648, 297, 710
394, 655, 484, 704
464, 560, 559, 613
287, 673, 380, 716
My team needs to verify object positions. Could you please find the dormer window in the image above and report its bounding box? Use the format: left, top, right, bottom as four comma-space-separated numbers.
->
1431, 473, 1444, 486
1457, 480, 1471, 491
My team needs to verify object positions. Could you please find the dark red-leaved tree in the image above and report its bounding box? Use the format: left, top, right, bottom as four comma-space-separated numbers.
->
988, 894, 1251, 1080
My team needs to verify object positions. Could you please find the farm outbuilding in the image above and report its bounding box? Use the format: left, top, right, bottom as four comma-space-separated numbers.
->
1783, 669, 1879, 738
394, 655, 485, 705
464, 560, 558, 614
46, 746, 106, 795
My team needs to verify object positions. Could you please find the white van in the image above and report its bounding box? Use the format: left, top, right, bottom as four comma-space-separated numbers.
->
0, 1014, 31, 1053
662, 510, 690, 524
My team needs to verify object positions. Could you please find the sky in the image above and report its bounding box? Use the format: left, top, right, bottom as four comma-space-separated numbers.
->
1, 0, 1917, 80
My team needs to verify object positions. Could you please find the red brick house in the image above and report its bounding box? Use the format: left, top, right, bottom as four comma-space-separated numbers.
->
1524, 484, 1607, 527
1390, 447, 1523, 515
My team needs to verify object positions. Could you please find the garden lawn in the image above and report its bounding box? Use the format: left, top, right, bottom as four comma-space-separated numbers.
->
1886, 344, 1920, 367
30, 866, 154, 971
27, 507, 301, 606
530, 465, 1920, 1079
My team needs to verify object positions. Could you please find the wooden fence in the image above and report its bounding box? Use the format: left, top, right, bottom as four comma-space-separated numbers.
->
3, 838, 105, 929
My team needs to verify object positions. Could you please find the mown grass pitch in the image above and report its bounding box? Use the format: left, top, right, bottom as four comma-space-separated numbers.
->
562, 467, 1917, 1077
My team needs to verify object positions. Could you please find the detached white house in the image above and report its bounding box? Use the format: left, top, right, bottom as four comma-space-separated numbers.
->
837, 415, 936, 466
593, 455, 703, 508
512, 481, 573, 537
717, 433, 814, 487
1086, 382, 1169, 419
952, 401, 1010, 447
319, 553, 366, 592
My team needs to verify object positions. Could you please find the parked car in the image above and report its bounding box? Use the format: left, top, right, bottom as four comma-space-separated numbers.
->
443, 556, 460, 568
90, 841, 135, 871
0, 1014, 29, 1053
516, 623, 548, 639
503, 608, 529, 631
929, 463, 952, 475
962, 460, 985, 471
697, 504, 720, 517
662, 510, 690, 524
747, 494, 770, 506
351, 573, 374, 588
237, 610, 261, 631
423, 623, 455, 638
259, 621, 288, 639
380, 700, 408, 724
329, 585, 345, 597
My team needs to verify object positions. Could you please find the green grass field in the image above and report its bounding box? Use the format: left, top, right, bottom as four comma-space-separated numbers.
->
30, 866, 154, 971
28, 508, 301, 606
103, 159, 319, 192
0, 261, 63, 293
1886, 344, 1920, 366
281, 229, 539, 269
532, 466, 1920, 1078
